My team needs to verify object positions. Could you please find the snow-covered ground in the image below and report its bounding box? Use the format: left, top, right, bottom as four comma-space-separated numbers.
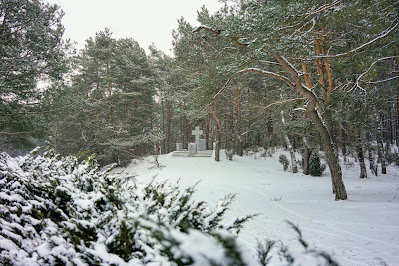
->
113, 150, 399, 266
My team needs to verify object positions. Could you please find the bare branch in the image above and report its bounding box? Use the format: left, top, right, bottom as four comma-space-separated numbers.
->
231, 37, 249, 47
259, 60, 280, 65
367, 75, 399, 84
304, 0, 342, 19
352, 56, 398, 92
252, 98, 305, 110
240, 121, 259, 136
192, 25, 222, 35
0, 131, 33, 135
212, 78, 233, 99
238, 67, 295, 89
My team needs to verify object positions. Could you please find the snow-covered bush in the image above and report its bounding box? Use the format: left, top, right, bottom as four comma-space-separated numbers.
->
0, 147, 340, 265
0, 148, 255, 265
279, 154, 290, 171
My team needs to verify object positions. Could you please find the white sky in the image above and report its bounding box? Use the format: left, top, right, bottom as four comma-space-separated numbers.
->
46, 0, 224, 56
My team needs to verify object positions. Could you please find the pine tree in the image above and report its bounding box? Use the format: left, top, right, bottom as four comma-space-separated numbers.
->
0, 0, 70, 150
308, 151, 326, 177
53, 29, 158, 165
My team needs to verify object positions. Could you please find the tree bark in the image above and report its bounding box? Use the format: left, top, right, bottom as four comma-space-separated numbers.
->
357, 136, 367, 178
321, 31, 335, 104
369, 148, 377, 176
106, 62, 113, 126
236, 86, 243, 156
283, 131, 298, 173
279, 90, 298, 173
166, 100, 171, 153
303, 137, 310, 175
238, 56, 347, 199
394, 49, 399, 144
275, 55, 347, 200
341, 128, 347, 163
375, 114, 387, 174
314, 37, 334, 137
301, 63, 311, 175
206, 115, 210, 150
212, 100, 221, 162
313, 39, 327, 99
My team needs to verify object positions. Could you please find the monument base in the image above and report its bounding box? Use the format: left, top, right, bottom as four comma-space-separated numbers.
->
172, 150, 213, 157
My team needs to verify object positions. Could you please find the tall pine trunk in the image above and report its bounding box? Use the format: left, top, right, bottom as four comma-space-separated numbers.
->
236, 87, 243, 156
357, 136, 367, 179
279, 91, 298, 173
212, 100, 221, 162
166, 100, 171, 154
106, 62, 113, 126
303, 137, 310, 175
394, 49, 399, 144
374, 114, 387, 174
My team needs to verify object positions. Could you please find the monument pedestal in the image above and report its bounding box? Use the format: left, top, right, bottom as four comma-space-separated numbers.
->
172, 126, 212, 157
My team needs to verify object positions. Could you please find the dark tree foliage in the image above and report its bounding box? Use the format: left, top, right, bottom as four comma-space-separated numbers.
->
308, 151, 326, 177
52, 29, 158, 165
0, 0, 69, 151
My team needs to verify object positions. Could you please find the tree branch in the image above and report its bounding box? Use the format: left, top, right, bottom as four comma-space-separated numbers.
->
231, 37, 249, 47
0, 131, 34, 135
192, 25, 222, 35
252, 98, 305, 110
315, 21, 399, 58
238, 67, 295, 89
351, 56, 398, 91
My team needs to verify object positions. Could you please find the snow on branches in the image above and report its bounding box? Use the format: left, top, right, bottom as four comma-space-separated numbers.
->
0, 148, 255, 265
0, 147, 339, 265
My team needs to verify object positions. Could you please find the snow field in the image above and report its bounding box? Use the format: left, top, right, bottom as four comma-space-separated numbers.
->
115, 150, 399, 266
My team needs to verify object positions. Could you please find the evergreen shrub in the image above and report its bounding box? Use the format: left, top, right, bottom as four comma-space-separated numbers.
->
308, 151, 326, 176
279, 154, 290, 171
0, 147, 339, 265
0, 147, 254, 265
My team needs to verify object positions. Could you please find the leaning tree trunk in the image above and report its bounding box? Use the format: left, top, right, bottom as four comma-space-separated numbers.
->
301, 63, 311, 176
238, 55, 347, 199
307, 106, 346, 199
275, 55, 347, 200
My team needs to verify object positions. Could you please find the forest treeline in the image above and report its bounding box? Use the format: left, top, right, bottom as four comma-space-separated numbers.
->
1, 0, 398, 199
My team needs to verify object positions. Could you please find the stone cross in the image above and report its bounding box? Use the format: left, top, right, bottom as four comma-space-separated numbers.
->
192, 126, 203, 148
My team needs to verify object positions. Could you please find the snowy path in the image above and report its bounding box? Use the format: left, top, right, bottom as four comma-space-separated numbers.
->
114, 151, 399, 265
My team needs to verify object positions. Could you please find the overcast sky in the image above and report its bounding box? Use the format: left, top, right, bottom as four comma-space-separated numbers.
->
46, 0, 224, 56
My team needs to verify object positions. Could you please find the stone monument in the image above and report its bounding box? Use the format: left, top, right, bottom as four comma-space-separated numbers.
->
199, 139, 206, 151
192, 126, 203, 149
172, 126, 212, 157
188, 143, 197, 156
176, 143, 183, 151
